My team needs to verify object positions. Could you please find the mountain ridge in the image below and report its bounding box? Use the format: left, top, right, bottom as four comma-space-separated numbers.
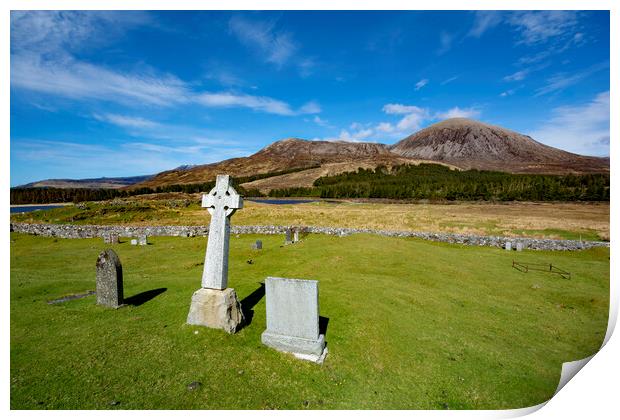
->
15, 118, 609, 191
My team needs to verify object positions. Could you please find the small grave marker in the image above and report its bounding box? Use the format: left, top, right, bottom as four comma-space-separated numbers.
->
505, 241, 512, 251
130, 239, 138, 246
138, 235, 148, 246
285, 228, 292, 244
252, 240, 262, 250
516, 242, 523, 252
96, 249, 124, 308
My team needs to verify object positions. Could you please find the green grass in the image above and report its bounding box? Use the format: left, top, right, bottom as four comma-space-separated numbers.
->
10, 232, 609, 409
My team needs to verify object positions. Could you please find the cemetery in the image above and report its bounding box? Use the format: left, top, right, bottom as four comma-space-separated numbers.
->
9, 175, 610, 409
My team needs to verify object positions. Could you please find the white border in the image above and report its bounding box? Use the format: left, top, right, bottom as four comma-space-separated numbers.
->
3, 1, 616, 419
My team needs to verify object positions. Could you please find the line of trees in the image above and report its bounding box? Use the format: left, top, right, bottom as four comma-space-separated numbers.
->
268, 164, 609, 201
10, 165, 324, 204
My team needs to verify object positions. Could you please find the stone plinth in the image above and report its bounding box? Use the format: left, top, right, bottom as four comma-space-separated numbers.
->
261, 277, 326, 362
96, 249, 124, 308
187, 288, 244, 334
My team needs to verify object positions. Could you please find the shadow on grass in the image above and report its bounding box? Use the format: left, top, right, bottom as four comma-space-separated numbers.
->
319, 316, 330, 336
240, 282, 265, 327
124, 288, 167, 306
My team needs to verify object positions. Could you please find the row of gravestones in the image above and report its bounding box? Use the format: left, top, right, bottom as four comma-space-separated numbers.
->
103, 232, 148, 246
96, 175, 327, 364
505, 242, 524, 251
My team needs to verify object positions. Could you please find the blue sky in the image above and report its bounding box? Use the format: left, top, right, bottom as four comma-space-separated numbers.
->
10, 10, 610, 186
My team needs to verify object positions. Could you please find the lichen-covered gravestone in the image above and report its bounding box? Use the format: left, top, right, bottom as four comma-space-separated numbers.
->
261, 277, 327, 363
285, 228, 292, 244
103, 232, 119, 244
187, 175, 245, 334
96, 249, 124, 308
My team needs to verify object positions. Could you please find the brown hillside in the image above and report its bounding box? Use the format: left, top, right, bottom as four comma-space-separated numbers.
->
130, 119, 609, 191
390, 118, 609, 174
132, 138, 400, 189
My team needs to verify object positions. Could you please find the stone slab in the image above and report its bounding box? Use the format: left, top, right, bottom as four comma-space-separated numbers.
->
264, 277, 319, 340
516, 242, 524, 252
187, 287, 244, 334
262, 277, 326, 360
505, 241, 512, 251
261, 331, 325, 356
130, 239, 138, 246
96, 249, 124, 308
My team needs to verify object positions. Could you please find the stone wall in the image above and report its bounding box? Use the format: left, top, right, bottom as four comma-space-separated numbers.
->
10, 222, 608, 251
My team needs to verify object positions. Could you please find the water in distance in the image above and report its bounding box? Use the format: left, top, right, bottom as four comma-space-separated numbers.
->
11, 205, 65, 214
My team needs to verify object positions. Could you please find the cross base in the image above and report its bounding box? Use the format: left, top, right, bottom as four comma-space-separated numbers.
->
187, 288, 245, 334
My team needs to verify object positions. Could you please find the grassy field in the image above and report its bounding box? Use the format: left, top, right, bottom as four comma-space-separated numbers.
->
10, 198, 610, 241
10, 232, 609, 409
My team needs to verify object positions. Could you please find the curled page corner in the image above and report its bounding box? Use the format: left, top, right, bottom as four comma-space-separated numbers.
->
554, 355, 595, 396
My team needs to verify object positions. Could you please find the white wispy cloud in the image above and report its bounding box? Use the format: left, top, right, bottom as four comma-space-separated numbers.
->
93, 113, 161, 129
468, 11, 503, 38
11, 11, 320, 117
312, 115, 331, 128
228, 15, 297, 68
434, 107, 480, 120
535, 61, 609, 96
330, 102, 481, 143
11, 138, 253, 181
503, 70, 529, 82
415, 79, 429, 91
468, 11, 582, 46
508, 11, 579, 45
529, 91, 609, 156
440, 75, 459, 85
437, 31, 454, 55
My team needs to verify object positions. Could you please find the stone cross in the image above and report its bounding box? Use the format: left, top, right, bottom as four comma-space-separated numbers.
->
96, 249, 124, 308
201, 175, 243, 290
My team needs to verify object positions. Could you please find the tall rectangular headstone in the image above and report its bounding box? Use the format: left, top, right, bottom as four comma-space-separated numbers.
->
138, 235, 148, 246
261, 277, 326, 362
96, 249, 124, 308
516, 242, 523, 252
293, 230, 300, 243
252, 240, 262, 250
285, 228, 292, 244
505, 241, 512, 251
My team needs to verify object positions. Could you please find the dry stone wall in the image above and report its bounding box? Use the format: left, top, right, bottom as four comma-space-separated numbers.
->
10, 222, 608, 251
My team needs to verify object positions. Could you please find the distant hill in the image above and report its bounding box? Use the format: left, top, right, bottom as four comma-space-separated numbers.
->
18, 174, 154, 189
390, 118, 609, 174
22, 118, 609, 193
129, 118, 609, 192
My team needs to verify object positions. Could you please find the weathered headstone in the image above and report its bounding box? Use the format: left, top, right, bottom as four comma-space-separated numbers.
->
130, 239, 138, 246
505, 241, 512, 251
96, 249, 124, 308
103, 232, 119, 244
252, 240, 263, 250
285, 228, 292, 244
261, 277, 327, 363
293, 230, 300, 243
187, 175, 245, 333
516, 242, 523, 252
138, 235, 148, 246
